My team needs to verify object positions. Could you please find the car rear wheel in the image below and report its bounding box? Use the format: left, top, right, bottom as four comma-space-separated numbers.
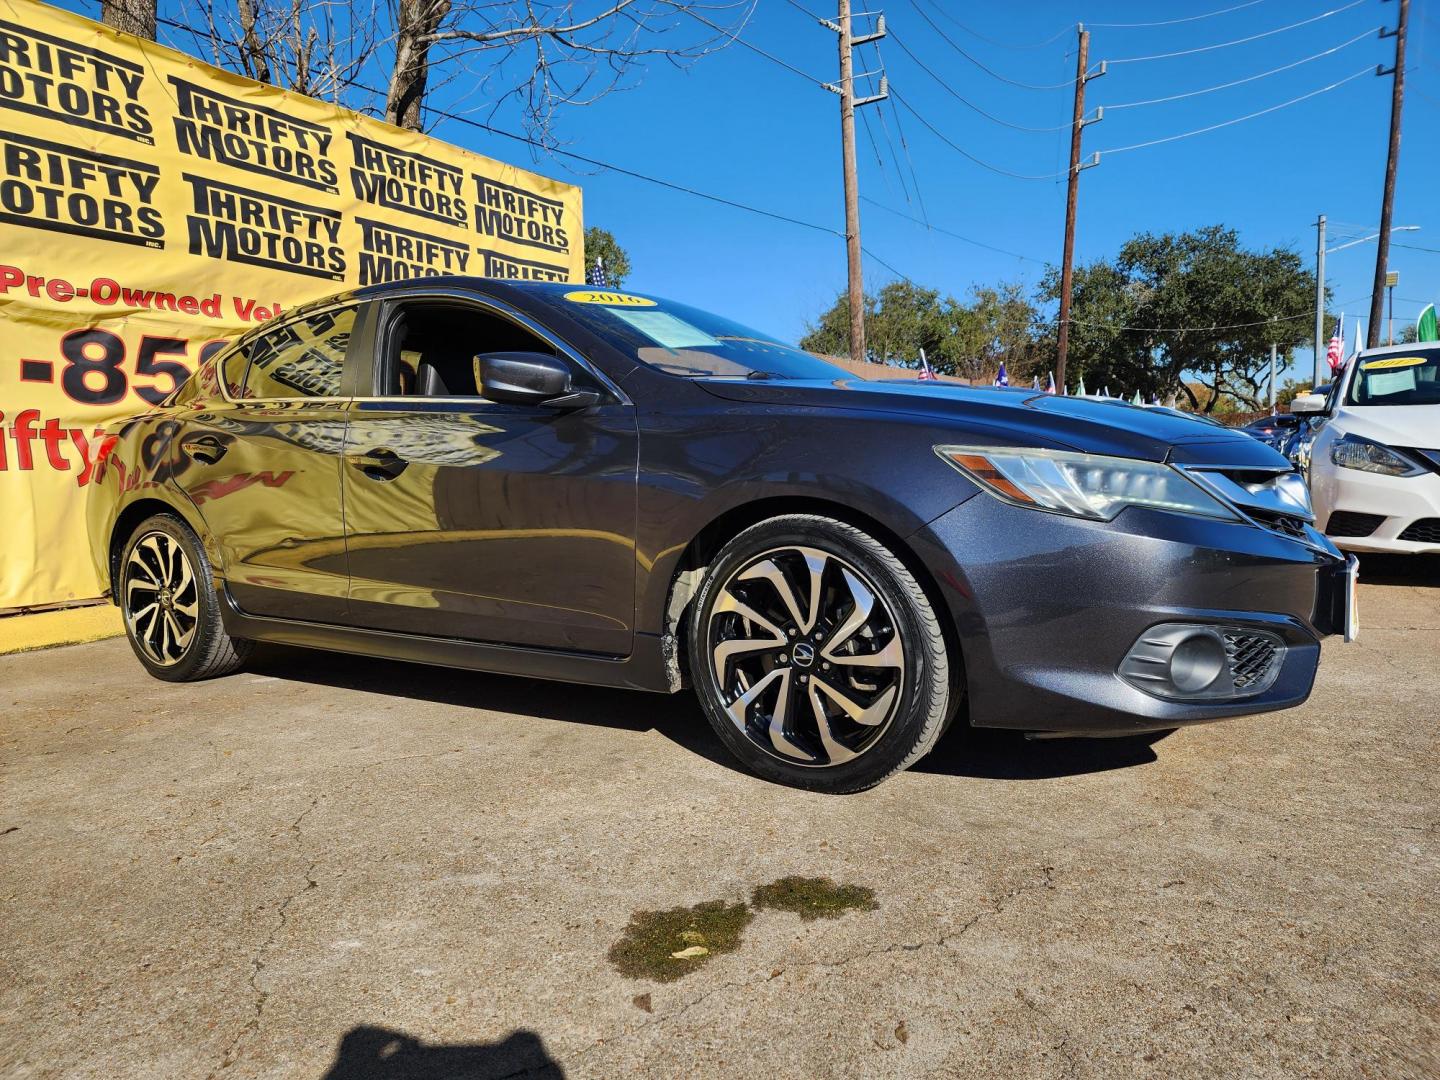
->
688, 514, 952, 793
119, 514, 251, 682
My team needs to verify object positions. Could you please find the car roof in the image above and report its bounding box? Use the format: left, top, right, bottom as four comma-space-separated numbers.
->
1354, 341, 1440, 359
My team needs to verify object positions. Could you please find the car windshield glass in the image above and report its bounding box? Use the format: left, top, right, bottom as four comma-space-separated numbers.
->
553, 290, 848, 379
1346, 348, 1440, 406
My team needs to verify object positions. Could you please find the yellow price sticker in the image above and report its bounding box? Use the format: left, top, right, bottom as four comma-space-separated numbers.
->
1361, 356, 1428, 370
564, 290, 657, 307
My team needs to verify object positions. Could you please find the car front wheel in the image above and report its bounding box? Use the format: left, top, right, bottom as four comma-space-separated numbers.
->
687, 514, 953, 793
119, 513, 251, 682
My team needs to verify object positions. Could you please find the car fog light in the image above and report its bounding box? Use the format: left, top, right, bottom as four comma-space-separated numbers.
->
1118, 623, 1285, 701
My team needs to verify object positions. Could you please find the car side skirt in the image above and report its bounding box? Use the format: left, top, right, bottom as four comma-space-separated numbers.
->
219, 589, 676, 693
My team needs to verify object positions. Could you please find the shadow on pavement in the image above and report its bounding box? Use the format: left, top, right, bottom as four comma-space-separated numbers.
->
246, 644, 736, 771
321, 1025, 563, 1079
248, 645, 1169, 783
1353, 553, 1440, 588
916, 725, 1169, 780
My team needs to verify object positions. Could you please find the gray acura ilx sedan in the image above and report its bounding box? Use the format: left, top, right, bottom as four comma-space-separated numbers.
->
88, 280, 1356, 792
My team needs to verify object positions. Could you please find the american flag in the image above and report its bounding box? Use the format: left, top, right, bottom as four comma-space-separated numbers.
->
1046, 371, 1057, 394
994, 362, 1008, 388
917, 348, 937, 381
1326, 314, 1345, 373
586, 256, 608, 287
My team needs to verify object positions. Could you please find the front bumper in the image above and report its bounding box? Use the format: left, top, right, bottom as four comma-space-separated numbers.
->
909, 497, 1348, 735
1312, 457, 1440, 554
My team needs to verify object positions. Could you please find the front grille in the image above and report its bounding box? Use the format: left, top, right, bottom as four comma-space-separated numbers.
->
1326, 510, 1385, 538
1250, 508, 1310, 540
1398, 518, 1440, 543
1223, 631, 1281, 691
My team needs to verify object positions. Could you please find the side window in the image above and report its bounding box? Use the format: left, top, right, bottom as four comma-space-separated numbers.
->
242, 307, 358, 399
380, 301, 569, 399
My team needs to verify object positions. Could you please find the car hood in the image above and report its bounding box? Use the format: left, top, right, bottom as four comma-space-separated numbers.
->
1331, 404, 1440, 450
695, 378, 1291, 468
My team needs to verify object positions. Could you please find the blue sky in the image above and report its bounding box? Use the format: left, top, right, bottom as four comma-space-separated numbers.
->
70, 0, 1440, 385
423, 0, 1440, 386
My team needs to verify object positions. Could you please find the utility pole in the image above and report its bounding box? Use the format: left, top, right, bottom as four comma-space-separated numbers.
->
1054, 26, 1103, 393
1314, 214, 1326, 386
1368, 0, 1408, 348
825, 3, 887, 365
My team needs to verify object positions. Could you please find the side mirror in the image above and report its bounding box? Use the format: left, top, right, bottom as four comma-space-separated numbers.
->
1289, 392, 1328, 416
476, 352, 599, 408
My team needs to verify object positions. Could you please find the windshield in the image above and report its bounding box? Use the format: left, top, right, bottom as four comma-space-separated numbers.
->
1346, 348, 1440, 406
552, 289, 849, 379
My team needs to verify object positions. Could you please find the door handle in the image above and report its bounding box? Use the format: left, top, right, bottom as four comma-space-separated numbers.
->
350, 446, 407, 481
181, 434, 227, 464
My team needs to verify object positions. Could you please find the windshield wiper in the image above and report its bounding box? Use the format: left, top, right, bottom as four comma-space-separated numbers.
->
745, 370, 789, 380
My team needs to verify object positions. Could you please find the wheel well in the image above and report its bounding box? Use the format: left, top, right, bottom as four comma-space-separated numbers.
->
107, 498, 180, 601
663, 497, 963, 712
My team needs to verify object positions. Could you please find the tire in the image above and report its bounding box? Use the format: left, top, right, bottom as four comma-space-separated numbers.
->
687, 514, 952, 793
117, 513, 251, 682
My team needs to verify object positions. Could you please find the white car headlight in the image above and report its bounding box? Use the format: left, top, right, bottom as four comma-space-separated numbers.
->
1329, 433, 1424, 477
935, 445, 1240, 522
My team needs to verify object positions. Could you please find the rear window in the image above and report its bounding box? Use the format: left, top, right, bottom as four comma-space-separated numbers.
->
1346, 349, 1440, 406
553, 289, 847, 380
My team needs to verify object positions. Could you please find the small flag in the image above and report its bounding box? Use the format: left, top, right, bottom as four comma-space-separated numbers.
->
1077, 376, 1087, 397
1326, 314, 1345, 372
917, 347, 937, 381
1150, 393, 1160, 405
1032, 375, 1040, 390
1131, 390, 1143, 406
1351, 318, 1363, 358
1046, 371, 1057, 394
1419, 303, 1439, 343
994, 362, 1009, 387
586, 255, 609, 287
1103, 385, 1111, 398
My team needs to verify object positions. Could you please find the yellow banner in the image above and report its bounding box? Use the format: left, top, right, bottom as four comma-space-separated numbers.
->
0, 0, 584, 609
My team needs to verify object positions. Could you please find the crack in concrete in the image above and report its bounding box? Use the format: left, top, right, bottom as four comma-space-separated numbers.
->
207, 797, 321, 1078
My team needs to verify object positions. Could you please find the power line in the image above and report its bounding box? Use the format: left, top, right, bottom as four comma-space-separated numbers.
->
1102, 26, 1381, 110
143, 9, 849, 241
1072, 311, 1316, 332
889, 30, 1074, 132
678, 6, 828, 85
1394, 242, 1440, 254
1072, 296, 1374, 334
880, 68, 931, 227
907, 0, 1080, 90
1098, 67, 1373, 157
1107, 0, 1368, 65
779, 0, 824, 22
859, 195, 1044, 262
1088, 0, 1272, 30
892, 87, 1067, 180
898, 2, 1069, 50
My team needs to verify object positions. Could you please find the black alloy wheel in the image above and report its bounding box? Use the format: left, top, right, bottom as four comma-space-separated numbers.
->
689, 515, 953, 793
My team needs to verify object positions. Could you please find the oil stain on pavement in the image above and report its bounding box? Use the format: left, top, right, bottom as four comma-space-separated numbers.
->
608, 877, 877, 983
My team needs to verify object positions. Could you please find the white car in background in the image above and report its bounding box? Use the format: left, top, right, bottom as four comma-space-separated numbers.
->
1295, 343, 1440, 553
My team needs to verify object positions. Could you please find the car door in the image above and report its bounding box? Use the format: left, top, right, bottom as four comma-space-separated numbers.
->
339, 291, 639, 655
172, 302, 365, 622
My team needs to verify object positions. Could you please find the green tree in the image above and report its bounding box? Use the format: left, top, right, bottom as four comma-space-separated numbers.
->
1036, 226, 1324, 410
800, 279, 1036, 380
583, 226, 632, 289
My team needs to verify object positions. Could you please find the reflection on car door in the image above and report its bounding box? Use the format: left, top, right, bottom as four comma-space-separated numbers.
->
174, 304, 362, 622
340, 295, 639, 655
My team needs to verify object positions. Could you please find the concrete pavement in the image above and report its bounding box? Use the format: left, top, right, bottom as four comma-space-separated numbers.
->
2, 557, 1436, 1078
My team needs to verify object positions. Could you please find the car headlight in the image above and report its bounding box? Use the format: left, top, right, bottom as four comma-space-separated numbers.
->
935, 445, 1240, 522
1329, 433, 1423, 477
